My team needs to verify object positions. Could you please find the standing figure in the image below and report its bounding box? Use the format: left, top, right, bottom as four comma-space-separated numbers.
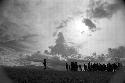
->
84, 64, 87, 71
79, 65, 82, 71
66, 63, 69, 71
71, 62, 74, 71
88, 62, 91, 71
43, 59, 47, 70
74, 62, 78, 71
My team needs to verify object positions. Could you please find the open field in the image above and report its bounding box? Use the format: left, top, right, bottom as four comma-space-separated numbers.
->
0, 66, 117, 83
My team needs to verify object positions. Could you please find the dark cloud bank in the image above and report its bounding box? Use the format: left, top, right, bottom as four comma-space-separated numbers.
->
88, 0, 125, 19
83, 18, 96, 32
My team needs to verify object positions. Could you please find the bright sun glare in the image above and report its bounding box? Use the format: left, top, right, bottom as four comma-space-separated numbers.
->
64, 16, 91, 44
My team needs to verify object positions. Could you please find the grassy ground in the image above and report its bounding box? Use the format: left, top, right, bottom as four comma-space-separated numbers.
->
2, 66, 115, 83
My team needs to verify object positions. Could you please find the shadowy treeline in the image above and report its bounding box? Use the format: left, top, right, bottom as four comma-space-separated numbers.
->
66, 62, 122, 72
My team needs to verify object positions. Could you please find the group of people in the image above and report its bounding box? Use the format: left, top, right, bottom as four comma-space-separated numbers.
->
66, 62, 122, 72
43, 59, 122, 72
66, 62, 82, 71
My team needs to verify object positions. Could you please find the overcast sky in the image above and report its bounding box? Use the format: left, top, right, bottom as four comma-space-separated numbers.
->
0, 0, 125, 57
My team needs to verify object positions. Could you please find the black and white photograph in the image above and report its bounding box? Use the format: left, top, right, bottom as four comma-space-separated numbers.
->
0, 0, 125, 83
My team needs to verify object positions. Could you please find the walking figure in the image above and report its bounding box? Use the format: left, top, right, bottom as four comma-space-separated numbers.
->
43, 59, 47, 70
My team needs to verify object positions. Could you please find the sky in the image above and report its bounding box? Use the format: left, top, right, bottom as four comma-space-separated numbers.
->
0, 0, 125, 58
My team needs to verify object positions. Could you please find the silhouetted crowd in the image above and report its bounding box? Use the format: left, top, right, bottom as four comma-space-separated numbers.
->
66, 62, 122, 72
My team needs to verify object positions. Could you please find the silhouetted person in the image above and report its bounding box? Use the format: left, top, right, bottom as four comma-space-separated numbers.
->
103, 64, 106, 72
70, 62, 78, 71
88, 62, 91, 71
79, 65, 82, 71
66, 63, 69, 71
93, 63, 97, 71
113, 63, 118, 72
74, 62, 78, 71
118, 62, 122, 69
43, 59, 47, 70
84, 64, 87, 71
107, 63, 113, 72
71, 62, 74, 71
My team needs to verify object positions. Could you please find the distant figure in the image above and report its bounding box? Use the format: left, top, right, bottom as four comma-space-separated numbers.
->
71, 62, 74, 71
79, 65, 82, 71
43, 59, 47, 70
113, 63, 118, 72
66, 63, 69, 71
88, 62, 91, 71
74, 62, 78, 71
84, 64, 87, 71
118, 62, 122, 69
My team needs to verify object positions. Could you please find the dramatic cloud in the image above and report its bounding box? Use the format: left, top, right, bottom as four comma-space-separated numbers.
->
47, 32, 78, 58
88, 0, 125, 19
0, 0, 125, 68
83, 18, 96, 32
0, 0, 41, 52
0, 0, 90, 54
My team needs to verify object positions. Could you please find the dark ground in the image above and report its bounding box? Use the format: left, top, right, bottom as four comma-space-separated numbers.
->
1, 66, 119, 83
